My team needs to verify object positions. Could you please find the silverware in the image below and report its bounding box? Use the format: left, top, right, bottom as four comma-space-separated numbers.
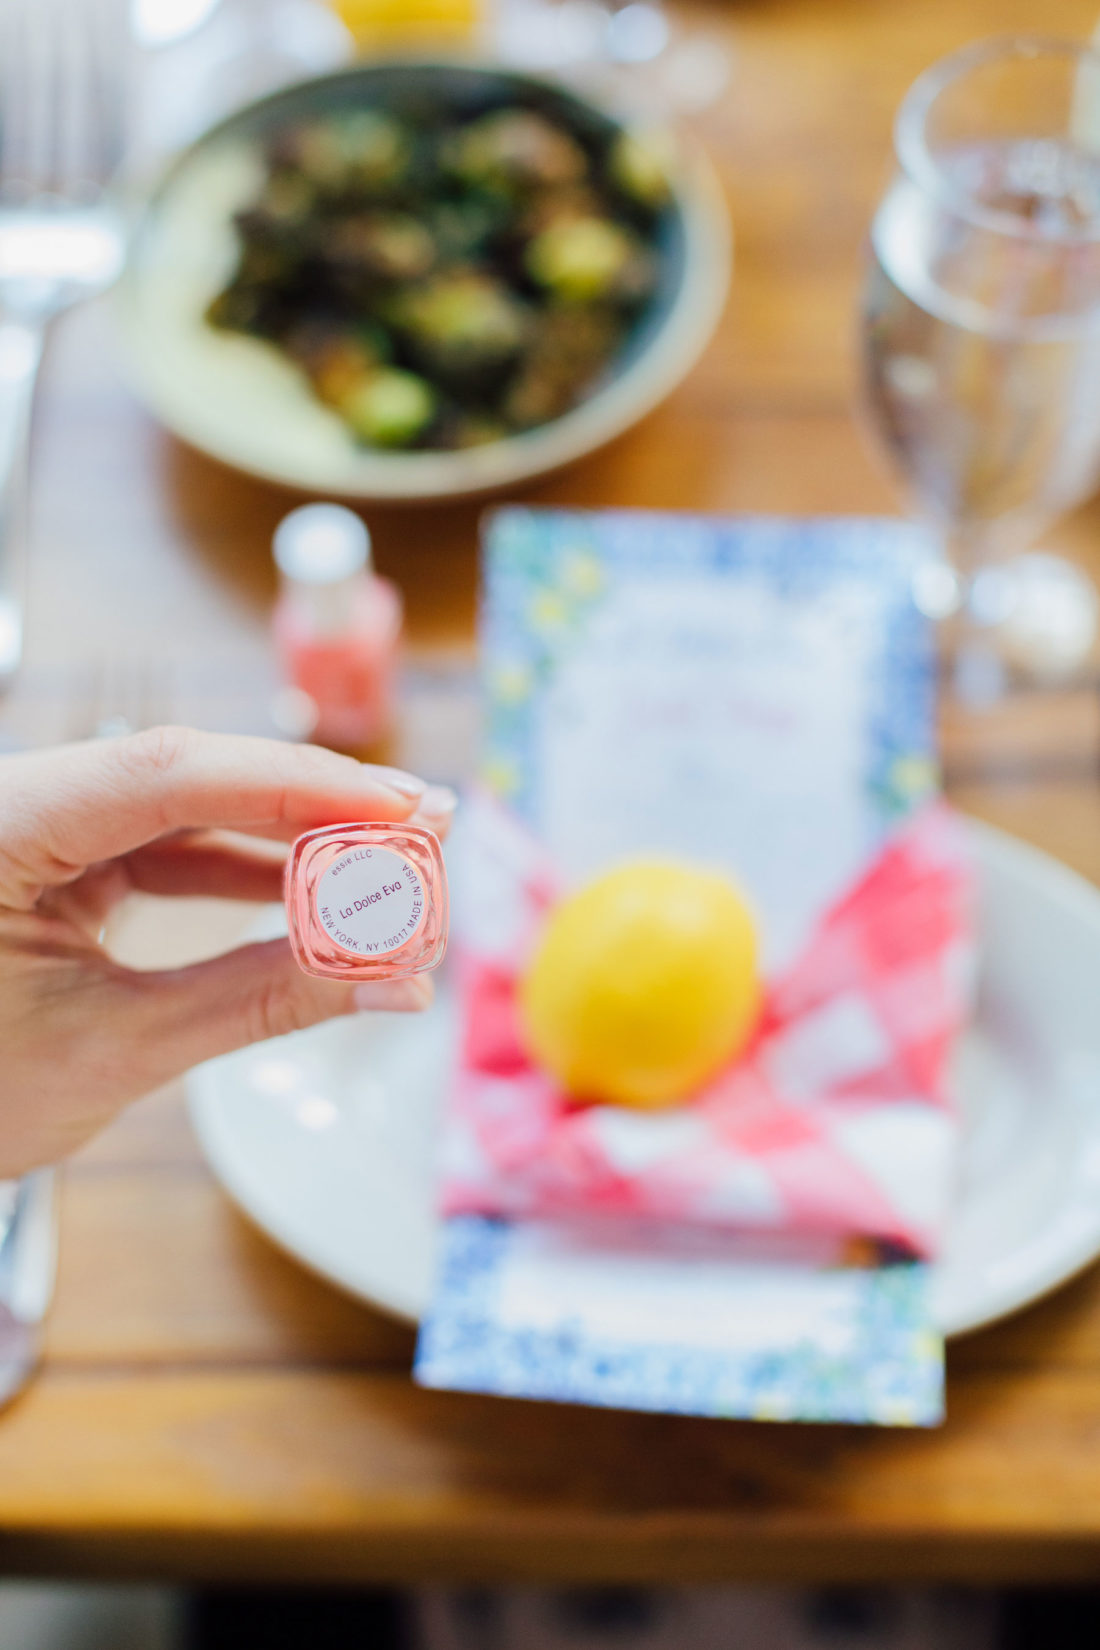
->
78, 655, 175, 741
0, 656, 174, 1411
0, 0, 130, 688
0, 1170, 57, 1408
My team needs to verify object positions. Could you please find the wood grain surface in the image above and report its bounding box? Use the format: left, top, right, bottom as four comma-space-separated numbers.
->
6, 0, 1100, 1586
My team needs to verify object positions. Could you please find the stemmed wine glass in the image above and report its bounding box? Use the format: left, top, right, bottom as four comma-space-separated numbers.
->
495, 0, 730, 116
860, 36, 1100, 697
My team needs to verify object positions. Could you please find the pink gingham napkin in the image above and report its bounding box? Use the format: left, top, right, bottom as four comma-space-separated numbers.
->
441, 795, 975, 1259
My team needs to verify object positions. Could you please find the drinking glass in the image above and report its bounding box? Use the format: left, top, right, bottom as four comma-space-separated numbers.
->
494, 0, 729, 116
860, 36, 1100, 695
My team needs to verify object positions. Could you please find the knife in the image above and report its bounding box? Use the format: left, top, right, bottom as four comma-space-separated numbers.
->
0, 1169, 57, 1407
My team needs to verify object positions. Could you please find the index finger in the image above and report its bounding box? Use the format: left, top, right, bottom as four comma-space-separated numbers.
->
0, 727, 433, 905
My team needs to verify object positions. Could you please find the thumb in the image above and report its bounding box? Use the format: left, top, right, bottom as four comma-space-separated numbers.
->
123, 938, 433, 1084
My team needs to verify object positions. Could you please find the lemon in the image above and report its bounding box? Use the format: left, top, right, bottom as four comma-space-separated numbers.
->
520, 859, 760, 1110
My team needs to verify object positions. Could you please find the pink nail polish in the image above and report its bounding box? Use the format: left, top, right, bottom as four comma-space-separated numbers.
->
272, 504, 403, 751
285, 822, 448, 981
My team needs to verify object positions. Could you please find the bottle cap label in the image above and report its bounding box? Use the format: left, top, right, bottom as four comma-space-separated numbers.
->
315, 846, 425, 957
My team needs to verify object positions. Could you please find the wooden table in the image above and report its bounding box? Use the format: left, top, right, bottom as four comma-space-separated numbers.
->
4, 0, 1100, 1588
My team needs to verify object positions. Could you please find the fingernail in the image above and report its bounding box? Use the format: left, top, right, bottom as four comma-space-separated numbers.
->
367, 765, 427, 801
416, 783, 458, 825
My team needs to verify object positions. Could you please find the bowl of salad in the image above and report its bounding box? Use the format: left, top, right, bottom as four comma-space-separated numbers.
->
121, 61, 730, 500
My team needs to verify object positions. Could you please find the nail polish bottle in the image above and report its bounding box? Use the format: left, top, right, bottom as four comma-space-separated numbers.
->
272, 503, 403, 751
286, 821, 448, 981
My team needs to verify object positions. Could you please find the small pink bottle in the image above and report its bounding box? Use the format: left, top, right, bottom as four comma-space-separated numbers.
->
285, 821, 448, 981
272, 504, 402, 751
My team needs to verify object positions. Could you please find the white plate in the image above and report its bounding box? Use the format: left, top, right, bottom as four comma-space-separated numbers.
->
187, 821, 1100, 1337
119, 63, 731, 502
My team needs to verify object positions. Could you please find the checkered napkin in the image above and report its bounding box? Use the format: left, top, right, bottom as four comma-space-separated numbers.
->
440, 795, 975, 1259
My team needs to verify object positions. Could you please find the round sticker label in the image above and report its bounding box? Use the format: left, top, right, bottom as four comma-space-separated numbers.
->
314, 846, 425, 957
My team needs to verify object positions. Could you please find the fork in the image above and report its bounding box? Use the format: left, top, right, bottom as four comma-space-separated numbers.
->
0, 653, 172, 1411
73, 654, 175, 741
0, 1170, 57, 1409
0, 0, 130, 687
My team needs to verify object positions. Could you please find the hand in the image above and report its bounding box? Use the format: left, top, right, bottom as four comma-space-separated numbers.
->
0, 727, 456, 1174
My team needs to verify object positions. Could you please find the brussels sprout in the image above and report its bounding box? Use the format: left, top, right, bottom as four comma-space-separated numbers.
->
435, 411, 509, 450
503, 305, 623, 427
341, 367, 437, 447
229, 234, 302, 286
231, 172, 316, 249
429, 197, 512, 261
206, 283, 268, 335
519, 184, 602, 238
525, 215, 649, 303
337, 110, 411, 193
323, 213, 436, 285
288, 327, 391, 409
257, 169, 315, 224
609, 129, 673, 210
390, 272, 529, 374
446, 110, 587, 193
269, 111, 409, 196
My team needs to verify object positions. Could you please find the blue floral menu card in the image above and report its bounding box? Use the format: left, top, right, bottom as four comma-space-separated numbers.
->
414, 508, 949, 1426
